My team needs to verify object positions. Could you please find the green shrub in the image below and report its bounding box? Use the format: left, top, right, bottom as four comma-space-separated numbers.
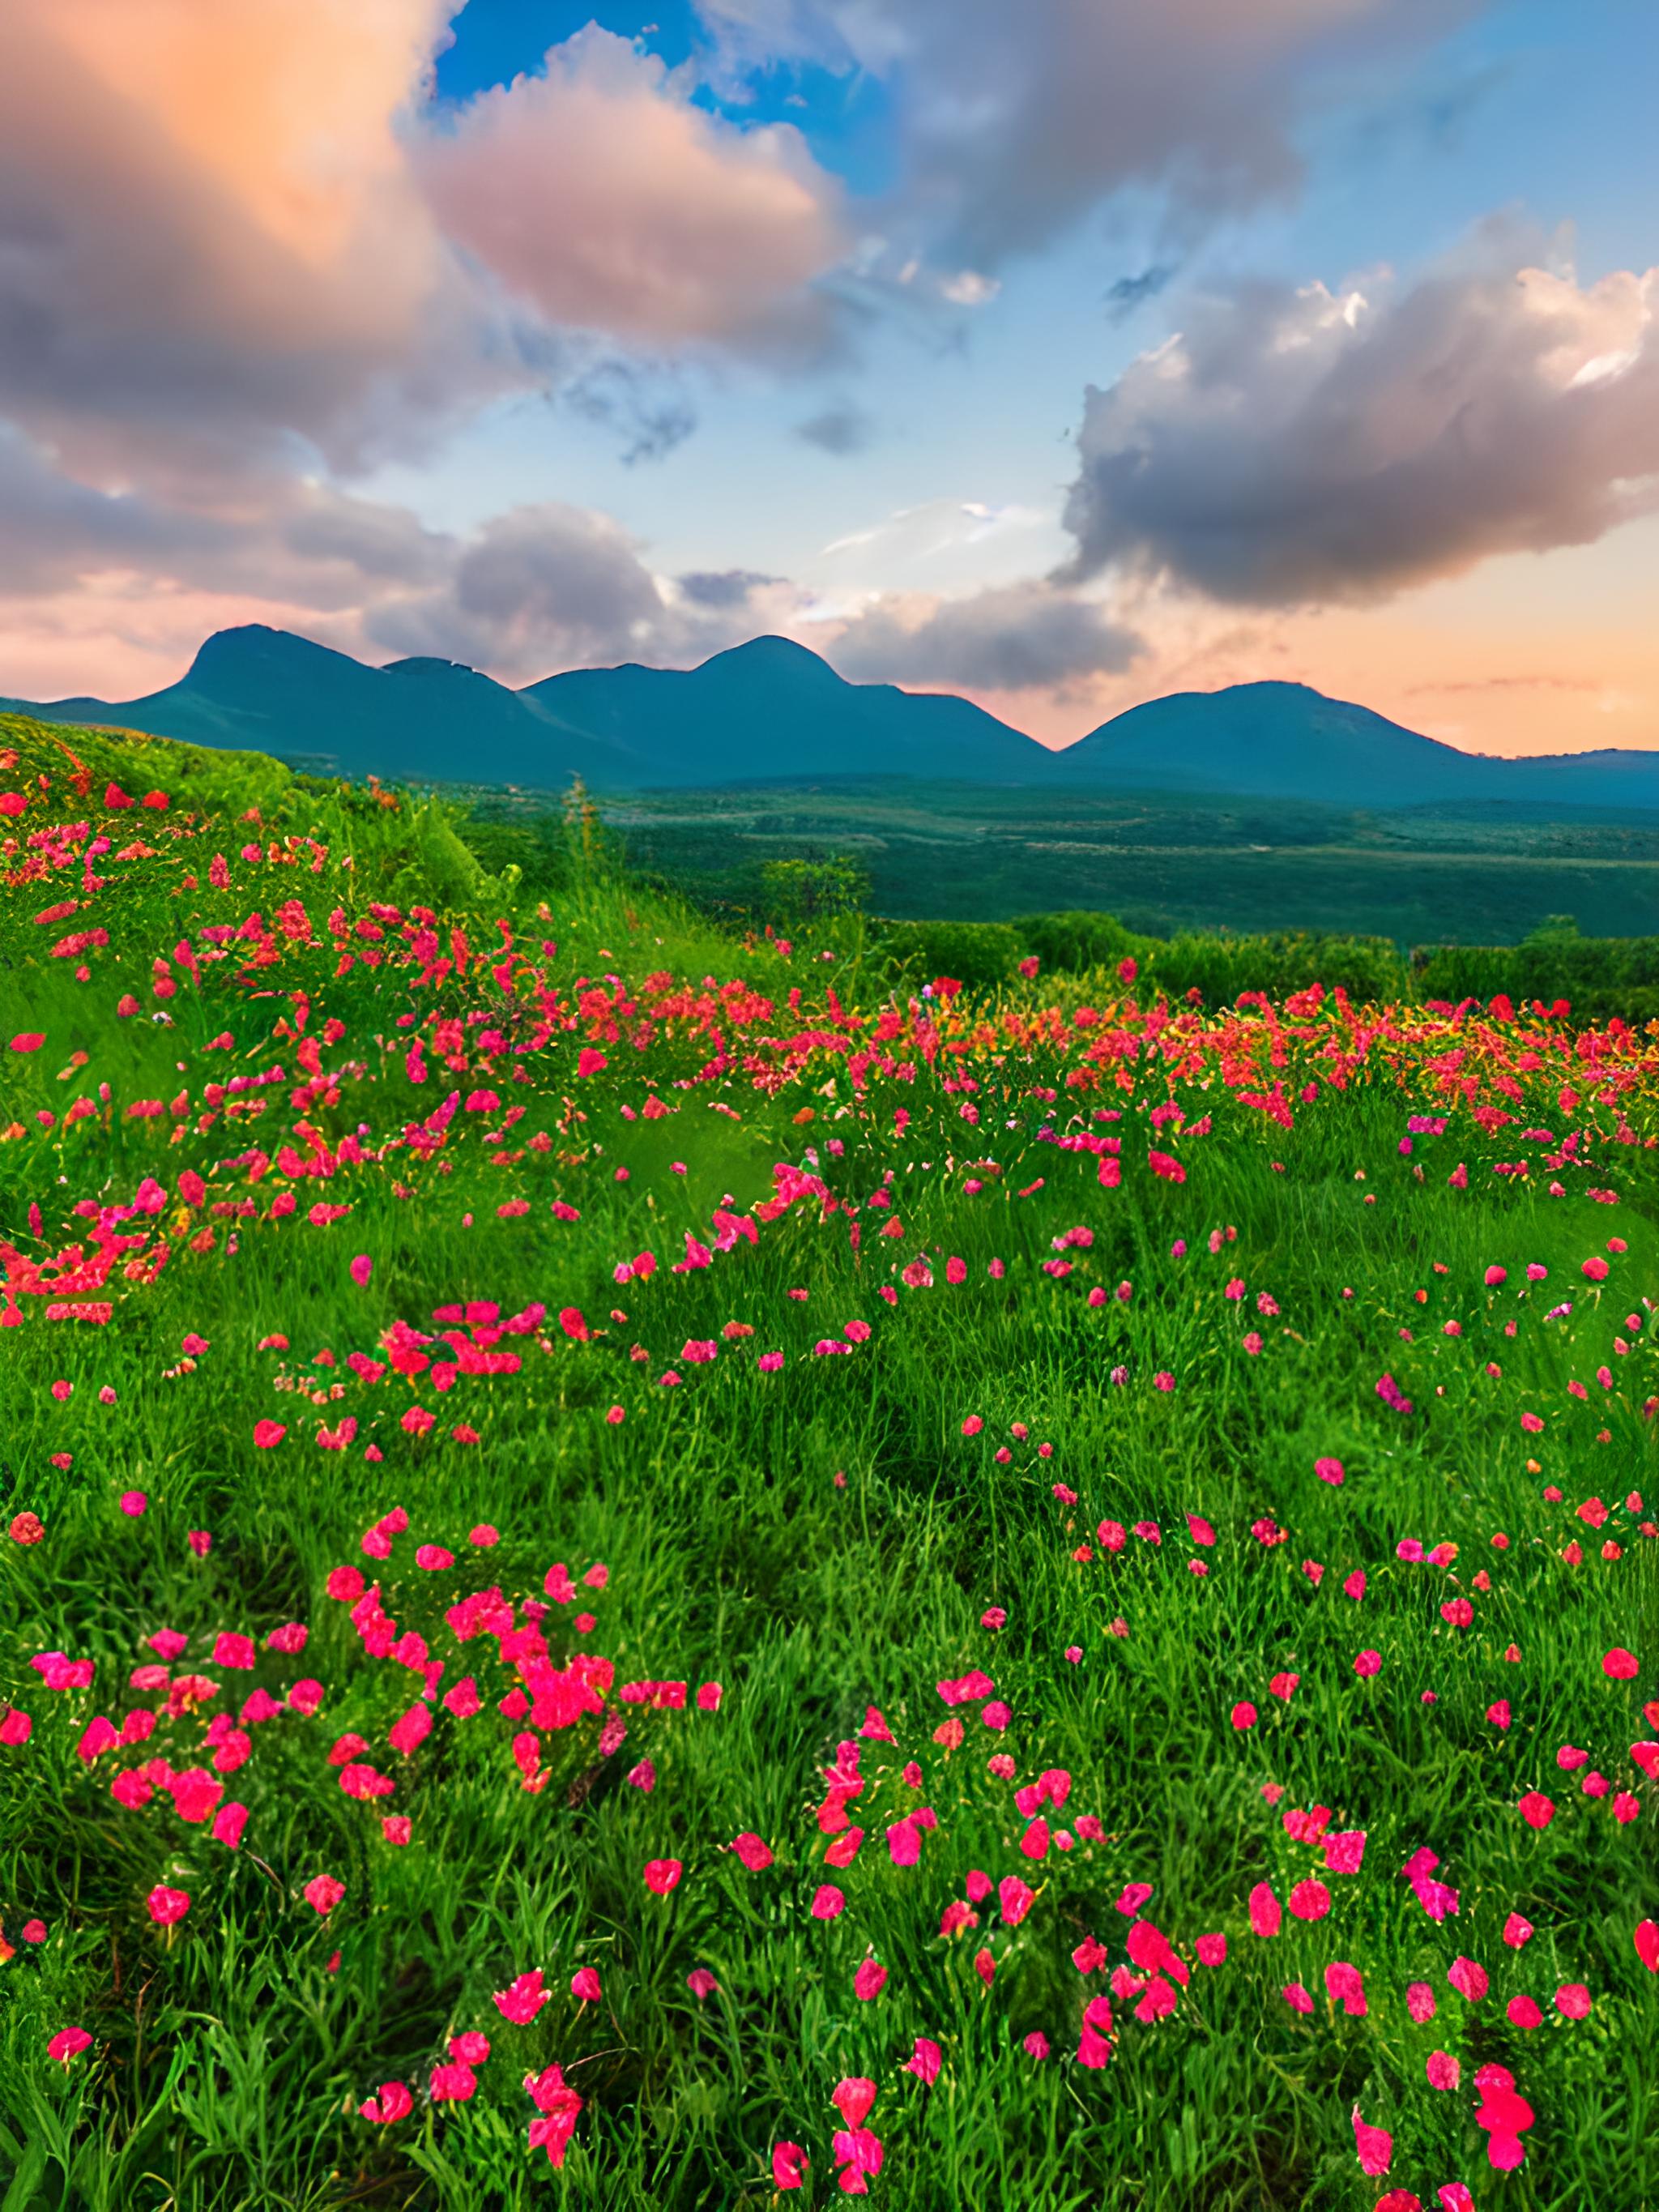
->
1413, 929, 1659, 1023
1009, 908, 1151, 974
874, 916, 1023, 989
1145, 929, 1406, 1006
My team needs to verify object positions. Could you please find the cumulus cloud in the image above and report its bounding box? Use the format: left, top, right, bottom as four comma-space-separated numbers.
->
1060, 227, 1659, 606
361, 504, 800, 681
365, 502, 668, 671
0, 0, 463, 480
0, 424, 450, 608
700, 0, 1470, 268
829, 582, 1141, 694
0, 3, 853, 497
419, 28, 846, 352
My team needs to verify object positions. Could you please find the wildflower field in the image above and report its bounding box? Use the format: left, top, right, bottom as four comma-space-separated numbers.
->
2, 715, 1657, 2212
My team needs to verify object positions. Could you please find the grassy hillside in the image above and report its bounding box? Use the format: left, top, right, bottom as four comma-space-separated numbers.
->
2, 714, 1657, 2211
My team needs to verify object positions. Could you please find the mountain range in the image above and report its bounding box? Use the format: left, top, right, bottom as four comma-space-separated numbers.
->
7, 623, 1659, 813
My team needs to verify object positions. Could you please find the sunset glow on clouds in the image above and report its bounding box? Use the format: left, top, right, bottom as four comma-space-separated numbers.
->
2, 0, 1657, 756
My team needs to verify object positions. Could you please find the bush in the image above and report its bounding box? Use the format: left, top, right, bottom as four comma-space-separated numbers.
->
1009, 909, 1151, 975
873, 917, 1023, 989
1412, 929, 1659, 1023
1145, 929, 1406, 1007
759, 855, 871, 929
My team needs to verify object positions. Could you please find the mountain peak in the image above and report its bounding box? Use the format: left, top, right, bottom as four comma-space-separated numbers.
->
188, 625, 353, 677
702, 634, 843, 681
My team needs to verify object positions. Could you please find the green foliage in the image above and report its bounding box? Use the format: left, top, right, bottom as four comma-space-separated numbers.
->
875, 917, 1023, 988
759, 854, 872, 929
1413, 933, 1659, 1023
1008, 910, 1150, 975
1145, 929, 1408, 1007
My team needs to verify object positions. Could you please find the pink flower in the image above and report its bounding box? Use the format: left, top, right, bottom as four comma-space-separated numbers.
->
147, 1885, 190, 1925
303, 1875, 344, 1915
832, 2078, 876, 2127
526, 2065, 584, 2167
905, 2036, 941, 2084
1427, 2051, 1461, 2090
1448, 1956, 1488, 2001
494, 1969, 549, 2024
812, 1884, 846, 1919
1352, 2107, 1392, 2176
1603, 1647, 1639, 1679
360, 2081, 413, 2124
1195, 1933, 1226, 1967
213, 1802, 248, 1850
853, 1958, 888, 2001
773, 2142, 808, 2190
1517, 1791, 1555, 1830
570, 1966, 602, 2002
118, 1491, 147, 1517
731, 1832, 774, 1871
1248, 1883, 1282, 1937
1325, 1962, 1367, 2015
1288, 1879, 1329, 1921
47, 2026, 93, 2064
253, 1420, 286, 1450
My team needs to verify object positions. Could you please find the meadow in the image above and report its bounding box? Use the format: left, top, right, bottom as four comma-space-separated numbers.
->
1, 711, 1657, 2212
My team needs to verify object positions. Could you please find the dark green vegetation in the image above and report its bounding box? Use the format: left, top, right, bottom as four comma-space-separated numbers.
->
1, 711, 1657, 2212
464, 779, 1659, 990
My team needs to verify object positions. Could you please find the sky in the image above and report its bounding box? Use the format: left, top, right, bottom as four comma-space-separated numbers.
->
2, 0, 1657, 755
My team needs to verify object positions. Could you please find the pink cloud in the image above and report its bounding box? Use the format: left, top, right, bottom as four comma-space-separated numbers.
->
420, 29, 846, 349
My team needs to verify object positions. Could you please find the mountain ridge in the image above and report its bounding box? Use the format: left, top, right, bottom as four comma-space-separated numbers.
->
6, 624, 1659, 810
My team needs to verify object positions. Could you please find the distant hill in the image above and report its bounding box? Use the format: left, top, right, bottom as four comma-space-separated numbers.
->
3, 626, 1044, 790
1060, 680, 1659, 811
3, 626, 642, 789
6, 628, 1659, 809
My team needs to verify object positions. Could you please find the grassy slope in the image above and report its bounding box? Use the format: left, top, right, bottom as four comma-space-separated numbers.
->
0, 715, 1656, 2211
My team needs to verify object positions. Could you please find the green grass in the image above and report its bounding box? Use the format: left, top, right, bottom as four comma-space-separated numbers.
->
1, 714, 1657, 2211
